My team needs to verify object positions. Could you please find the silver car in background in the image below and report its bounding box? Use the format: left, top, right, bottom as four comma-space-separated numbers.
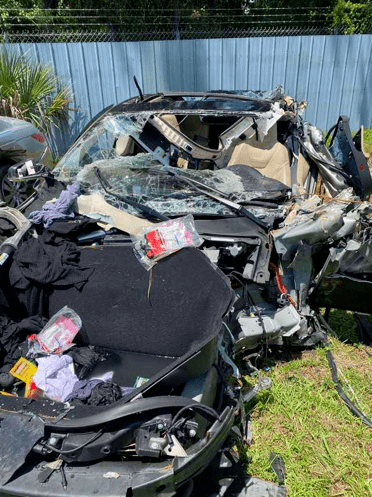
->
0, 117, 53, 207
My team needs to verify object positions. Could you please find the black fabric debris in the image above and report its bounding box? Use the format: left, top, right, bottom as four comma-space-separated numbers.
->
0, 315, 47, 370
87, 381, 122, 405
48, 246, 233, 358
8, 232, 94, 316
70, 381, 122, 406
0, 414, 44, 485
10, 232, 94, 289
67, 346, 109, 379
46, 217, 95, 239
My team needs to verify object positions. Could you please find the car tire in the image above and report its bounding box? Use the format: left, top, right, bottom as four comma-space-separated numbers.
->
0, 162, 35, 208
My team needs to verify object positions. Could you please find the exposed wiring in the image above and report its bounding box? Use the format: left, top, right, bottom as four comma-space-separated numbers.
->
269, 262, 297, 308
169, 404, 221, 432
222, 321, 235, 344
325, 345, 372, 429
228, 271, 256, 309
315, 312, 338, 338
42, 429, 104, 454
314, 315, 372, 430
227, 270, 268, 359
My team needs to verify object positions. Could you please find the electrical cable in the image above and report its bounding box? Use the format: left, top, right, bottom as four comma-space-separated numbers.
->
227, 270, 268, 360
325, 346, 372, 429
269, 262, 296, 307
42, 429, 104, 454
228, 271, 256, 308
315, 316, 372, 430
169, 404, 221, 432
315, 312, 338, 338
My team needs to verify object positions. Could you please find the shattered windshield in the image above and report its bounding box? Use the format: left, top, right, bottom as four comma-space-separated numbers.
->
54, 113, 287, 218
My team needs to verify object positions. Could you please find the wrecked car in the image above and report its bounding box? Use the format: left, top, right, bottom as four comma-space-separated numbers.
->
0, 117, 53, 207
0, 87, 371, 496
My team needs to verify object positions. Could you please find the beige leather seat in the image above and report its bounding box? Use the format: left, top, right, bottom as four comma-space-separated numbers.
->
180, 115, 209, 145
161, 115, 210, 146
115, 135, 135, 156
161, 114, 180, 130
227, 123, 309, 187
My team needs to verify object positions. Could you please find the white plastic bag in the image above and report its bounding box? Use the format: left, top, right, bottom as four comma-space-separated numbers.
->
28, 306, 82, 355
133, 214, 203, 270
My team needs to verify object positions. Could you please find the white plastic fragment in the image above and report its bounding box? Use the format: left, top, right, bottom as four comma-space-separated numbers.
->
103, 472, 120, 479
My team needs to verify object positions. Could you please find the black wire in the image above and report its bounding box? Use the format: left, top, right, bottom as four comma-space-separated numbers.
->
324, 124, 337, 146
42, 429, 104, 454
228, 271, 256, 308
169, 404, 221, 432
228, 272, 248, 305
227, 271, 268, 357
133, 75, 144, 101
326, 346, 372, 429
316, 312, 338, 338
314, 316, 372, 430
212, 362, 228, 387
212, 363, 227, 412
256, 308, 268, 361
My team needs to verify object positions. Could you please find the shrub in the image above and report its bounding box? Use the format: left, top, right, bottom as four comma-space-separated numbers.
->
0, 49, 73, 134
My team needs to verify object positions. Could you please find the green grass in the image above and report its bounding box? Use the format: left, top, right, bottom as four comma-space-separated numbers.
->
328, 309, 360, 343
244, 339, 372, 496
363, 128, 372, 158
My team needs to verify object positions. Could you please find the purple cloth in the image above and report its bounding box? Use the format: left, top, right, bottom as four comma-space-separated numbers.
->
29, 182, 80, 228
66, 378, 102, 401
121, 386, 134, 396
66, 372, 134, 401
33, 355, 78, 402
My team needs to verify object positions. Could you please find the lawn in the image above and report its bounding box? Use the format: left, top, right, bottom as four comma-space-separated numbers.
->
244, 318, 372, 496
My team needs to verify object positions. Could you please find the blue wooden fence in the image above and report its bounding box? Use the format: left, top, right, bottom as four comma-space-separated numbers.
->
11, 34, 372, 155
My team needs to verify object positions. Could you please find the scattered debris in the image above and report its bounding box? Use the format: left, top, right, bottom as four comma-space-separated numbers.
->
102, 471, 120, 479
0, 87, 371, 496
269, 452, 286, 485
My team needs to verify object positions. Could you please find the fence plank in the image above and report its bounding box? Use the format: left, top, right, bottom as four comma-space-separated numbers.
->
5, 35, 372, 154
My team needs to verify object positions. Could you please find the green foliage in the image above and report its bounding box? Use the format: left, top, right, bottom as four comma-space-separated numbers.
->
332, 0, 372, 34
0, 50, 72, 134
246, 341, 372, 496
363, 127, 372, 157
328, 309, 360, 343
1, 0, 372, 40
0, 0, 45, 29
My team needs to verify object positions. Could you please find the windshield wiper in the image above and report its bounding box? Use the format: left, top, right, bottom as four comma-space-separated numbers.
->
93, 167, 169, 222
164, 169, 269, 231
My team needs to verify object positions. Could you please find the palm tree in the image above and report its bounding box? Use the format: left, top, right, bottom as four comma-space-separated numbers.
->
0, 49, 72, 135
0, 49, 73, 206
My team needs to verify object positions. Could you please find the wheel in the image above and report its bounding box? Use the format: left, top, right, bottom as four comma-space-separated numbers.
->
0, 163, 36, 207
